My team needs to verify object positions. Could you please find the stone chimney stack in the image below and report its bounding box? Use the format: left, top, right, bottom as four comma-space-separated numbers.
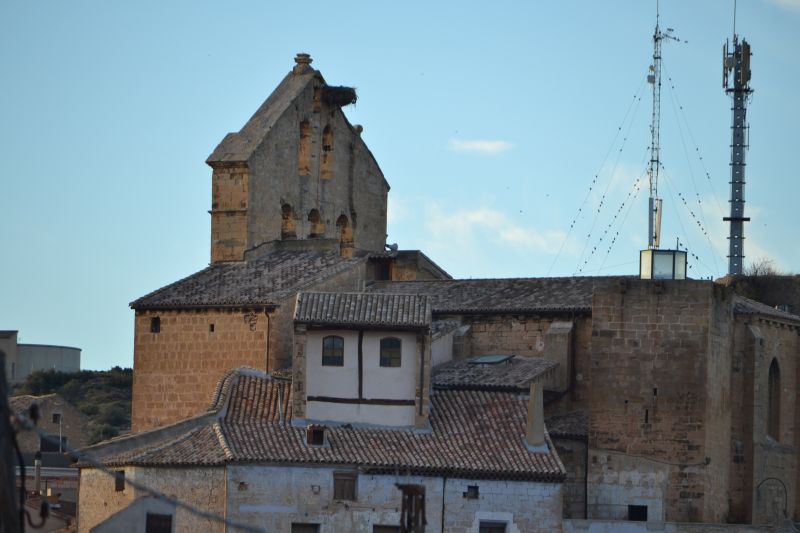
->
294, 53, 313, 75
525, 382, 547, 451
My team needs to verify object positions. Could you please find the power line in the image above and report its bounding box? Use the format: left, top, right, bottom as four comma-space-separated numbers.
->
547, 76, 647, 276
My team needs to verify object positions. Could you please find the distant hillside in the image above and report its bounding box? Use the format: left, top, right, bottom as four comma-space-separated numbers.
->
13, 367, 132, 444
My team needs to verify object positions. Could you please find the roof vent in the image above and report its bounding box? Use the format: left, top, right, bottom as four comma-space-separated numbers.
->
469, 354, 515, 365
294, 53, 313, 75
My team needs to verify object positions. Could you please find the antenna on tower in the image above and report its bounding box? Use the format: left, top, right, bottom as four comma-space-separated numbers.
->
722, 3, 752, 276
639, 1, 688, 280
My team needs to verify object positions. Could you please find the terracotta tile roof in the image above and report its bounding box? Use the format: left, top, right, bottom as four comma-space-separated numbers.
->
83, 369, 565, 482
545, 410, 587, 440
130, 250, 365, 309
294, 292, 431, 328
433, 356, 557, 392
367, 277, 607, 314
733, 294, 800, 322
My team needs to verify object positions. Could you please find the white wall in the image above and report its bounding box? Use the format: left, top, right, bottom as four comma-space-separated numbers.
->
305, 330, 417, 427
227, 465, 563, 533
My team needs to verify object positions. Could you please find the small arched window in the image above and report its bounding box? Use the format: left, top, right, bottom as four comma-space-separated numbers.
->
336, 215, 354, 255
281, 204, 296, 239
308, 209, 324, 238
322, 335, 344, 366
298, 120, 311, 176
379, 337, 402, 368
768, 358, 780, 440
321, 125, 334, 179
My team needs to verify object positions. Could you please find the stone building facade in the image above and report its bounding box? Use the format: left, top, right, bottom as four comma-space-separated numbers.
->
119, 52, 800, 529
10, 393, 90, 464
79, 357, 566, 533
129, 55, 449, 433
368, 277, 800, 525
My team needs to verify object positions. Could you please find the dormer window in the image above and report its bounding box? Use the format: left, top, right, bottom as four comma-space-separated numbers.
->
379, 337, 401, 368
306, 425, 325, 446
322, 335, 344, 366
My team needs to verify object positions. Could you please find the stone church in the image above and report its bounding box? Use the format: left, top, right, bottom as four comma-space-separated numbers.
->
79, 53, 800, 532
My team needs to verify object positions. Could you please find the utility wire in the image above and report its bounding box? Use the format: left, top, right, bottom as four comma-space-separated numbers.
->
11, 411, 268, 533
662, 62, 726, 220
662, 61, 721, 274
547, 76, 647, 276
573, 84, 646, 274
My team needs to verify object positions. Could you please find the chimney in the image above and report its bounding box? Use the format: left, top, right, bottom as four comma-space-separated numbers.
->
525, 382, 547, 451
294, 53, 313, 75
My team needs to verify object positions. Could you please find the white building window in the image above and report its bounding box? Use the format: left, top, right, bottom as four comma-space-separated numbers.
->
380, 337, 401, 367
322, 336, 344, 366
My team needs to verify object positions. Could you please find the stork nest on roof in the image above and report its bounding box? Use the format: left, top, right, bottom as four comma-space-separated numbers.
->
321, 85, 357, 107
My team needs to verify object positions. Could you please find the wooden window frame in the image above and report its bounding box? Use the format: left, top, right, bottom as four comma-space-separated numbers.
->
333, 471, 357, 501
322, 335, 344, 367
379, 337, 402, 368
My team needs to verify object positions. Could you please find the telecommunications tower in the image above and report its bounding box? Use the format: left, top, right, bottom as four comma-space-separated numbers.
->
639, 3, 687, 280
722, 14, 753, 275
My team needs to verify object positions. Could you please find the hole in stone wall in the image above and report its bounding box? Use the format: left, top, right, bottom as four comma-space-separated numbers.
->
644, 409, 649, 424
321, 125, 334, 179
308, 209, 324, 238
150, 317, 161, 334
282, 204, 297, 239
298, 120, 311, 176
209, 324, 215, 333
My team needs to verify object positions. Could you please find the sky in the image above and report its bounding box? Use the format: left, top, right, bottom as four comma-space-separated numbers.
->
1, 1, 798, 370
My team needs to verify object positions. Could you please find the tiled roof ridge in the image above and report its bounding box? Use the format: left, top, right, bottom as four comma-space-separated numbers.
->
130, 265, 214, 308
733, 293, 800, 322
371, 275, 631, 284
279, 254, 365, 297
10, 393, 59, 402
117, 426, 209, 465
213, 422, 234, 461
207, 367, 272, 413
295, 291, 431, 327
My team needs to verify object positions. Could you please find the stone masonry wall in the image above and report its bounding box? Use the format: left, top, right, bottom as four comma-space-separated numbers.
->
14, 394, 89, 455
748, 318, 799, 523
589, 279, 717, 522
226, 465, 563, 532
209, 163, 249, 263
132, 263, 365, 431
132, 308, 268, 431
78, 466, 225, 533
246, 76, 387, 255
451, 314, 593, 411
702, 284, 734, 522
554, 437, 588, 519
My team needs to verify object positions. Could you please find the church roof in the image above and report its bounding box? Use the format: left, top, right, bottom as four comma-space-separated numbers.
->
433, 356, 557, 392
294, 292, 431, 329
79, 368, 566, 482
367, 277, 599, 315
131, 250, 366, 310
207, 67, 320, 164
733, 294, 800, 322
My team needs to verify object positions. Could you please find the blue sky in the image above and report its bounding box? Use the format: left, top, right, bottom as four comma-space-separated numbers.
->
2, 1, 798, 369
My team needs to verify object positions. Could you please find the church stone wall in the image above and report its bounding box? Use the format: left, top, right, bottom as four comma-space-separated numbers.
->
588, 279, 721, 523
246, 79, 387, 256
209, 163, 249, 263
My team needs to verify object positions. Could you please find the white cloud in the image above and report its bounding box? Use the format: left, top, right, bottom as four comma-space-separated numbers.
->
767, 0, 800, 12
448, 139, 513, 155
424, 205, 571, 255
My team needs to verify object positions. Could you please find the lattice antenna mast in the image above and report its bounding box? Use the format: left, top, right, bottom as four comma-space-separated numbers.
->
722, 4, 752, 275
646, 3, 680, 249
